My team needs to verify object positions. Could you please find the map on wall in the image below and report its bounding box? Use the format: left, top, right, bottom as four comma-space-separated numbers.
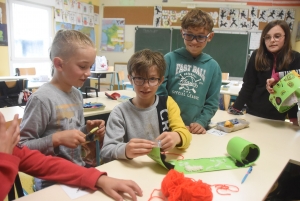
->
100, 18, 125, 52
55, 22, 95, 44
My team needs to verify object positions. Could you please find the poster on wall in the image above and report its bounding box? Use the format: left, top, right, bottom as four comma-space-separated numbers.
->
100, 18, 125, 52
0, 2, 8, 46
55, 22, 95, 44
0, 24, 8, 46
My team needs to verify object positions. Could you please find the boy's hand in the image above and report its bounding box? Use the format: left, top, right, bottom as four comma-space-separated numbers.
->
52, 130, 86, 148
188, 123, 206, 134
156, 131, 181, 151
0, 112, 20, 154
125, 138, 154, 159
96, 175, 143, 201
86, 120, 105, 142
266, 78, 276, 94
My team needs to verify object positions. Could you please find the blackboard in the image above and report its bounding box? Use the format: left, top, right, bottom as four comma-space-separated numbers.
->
135, 28, 171, 55
171, 29, 249, 77
135, 28, 250, 78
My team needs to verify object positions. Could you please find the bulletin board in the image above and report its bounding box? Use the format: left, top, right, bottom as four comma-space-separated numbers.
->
103, 7, 218, 26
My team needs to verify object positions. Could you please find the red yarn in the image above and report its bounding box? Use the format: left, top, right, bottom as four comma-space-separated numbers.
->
161, 169, 213, 201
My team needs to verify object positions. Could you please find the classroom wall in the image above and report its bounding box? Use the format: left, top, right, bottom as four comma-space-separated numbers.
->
0, 0, 9, 76
99, 0, 300, 79
0, 0, 100, 76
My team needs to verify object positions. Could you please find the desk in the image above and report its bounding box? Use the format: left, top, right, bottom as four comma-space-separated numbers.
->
15, 110, 300, 201
0, 106, 24, 122
0, 75, 37, 81
83, 90, 136, 117
90, 71, 115, 91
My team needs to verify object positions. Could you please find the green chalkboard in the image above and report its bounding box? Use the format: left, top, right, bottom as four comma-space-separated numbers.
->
171, 29, 249, 77
135, 28, 171, 55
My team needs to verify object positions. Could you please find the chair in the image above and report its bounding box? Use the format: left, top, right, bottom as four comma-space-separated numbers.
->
222, 72, 229, 81
0, 80, 25, 108
117, 71, 133, 90
15, 68, 36, 76
78, 79, 98, 98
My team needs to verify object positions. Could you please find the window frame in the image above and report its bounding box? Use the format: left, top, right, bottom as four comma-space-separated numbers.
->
7, 0, 53, 75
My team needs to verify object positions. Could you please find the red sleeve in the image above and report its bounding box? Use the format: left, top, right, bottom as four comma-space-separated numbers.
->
15, 146, 107, 190
0, 152, 20, 201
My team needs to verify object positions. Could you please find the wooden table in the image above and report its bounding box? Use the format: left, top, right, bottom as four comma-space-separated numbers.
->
15, 110, 300, 201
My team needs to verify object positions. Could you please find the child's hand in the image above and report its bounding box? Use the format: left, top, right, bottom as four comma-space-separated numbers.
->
188, 123, 206, 134
266, 78, 276, 94
86, 120, 105, 142
155, 131, 181, 151
125, 138, 154, 159
52, 130, 86, 148
0, 112, 20, 154
96, 175, 143, 201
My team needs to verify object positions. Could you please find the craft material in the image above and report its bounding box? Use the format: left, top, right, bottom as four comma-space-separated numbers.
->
241, 166, 253, 184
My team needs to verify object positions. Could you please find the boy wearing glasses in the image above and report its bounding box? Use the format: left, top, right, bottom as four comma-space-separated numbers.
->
101, 49, 191, 163
157, 9, 222, 134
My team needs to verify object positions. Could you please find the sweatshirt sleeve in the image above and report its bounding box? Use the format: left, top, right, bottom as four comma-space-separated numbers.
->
15, 146, 106, 190
233, 51, 258, 110
0, 152, 20, 201
157, 54, 171, 96
167, 96, 192, 149
101, 108, 128, 163
19, 96, 55, 155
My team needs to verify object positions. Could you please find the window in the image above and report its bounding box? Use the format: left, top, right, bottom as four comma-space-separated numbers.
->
7, 0, 53, 76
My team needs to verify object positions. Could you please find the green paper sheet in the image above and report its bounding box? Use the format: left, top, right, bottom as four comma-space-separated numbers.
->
174, 137, 260, 174
147, 147, 174, 170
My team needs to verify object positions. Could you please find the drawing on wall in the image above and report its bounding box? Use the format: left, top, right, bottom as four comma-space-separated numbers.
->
101, 18, 125, 52
153, 6, 162, 27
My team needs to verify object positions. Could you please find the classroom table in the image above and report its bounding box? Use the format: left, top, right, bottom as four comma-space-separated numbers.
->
0, 106, 24, 121
15, 110, 300, 201
220, 81, 243, 96
83, 90, 136, 117
90, 70, 116, 91
0, 75, 36, 81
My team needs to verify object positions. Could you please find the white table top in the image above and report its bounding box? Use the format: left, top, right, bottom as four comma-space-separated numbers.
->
83, 90, 136, 117
0, 106, 24, 122
220, 81, 243, 96
15, 110, 300, 201
90, 70, 115, 74
0, 75, 37, 81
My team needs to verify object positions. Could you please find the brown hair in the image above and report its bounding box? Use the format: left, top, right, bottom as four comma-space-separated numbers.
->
181, 9, 214, 32
127, 49, 166, 78
49, 30, 95, 75
255, 20, 293, 71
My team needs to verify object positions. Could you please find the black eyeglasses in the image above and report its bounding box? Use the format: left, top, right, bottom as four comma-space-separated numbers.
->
130, 76, 161, 86
182, 32, 211, 43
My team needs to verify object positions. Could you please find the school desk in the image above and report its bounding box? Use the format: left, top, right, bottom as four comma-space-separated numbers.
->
83, 90, 136, 117
90, 70, 116, 91
14, 110, 300, 201
0, 106, 24, 122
